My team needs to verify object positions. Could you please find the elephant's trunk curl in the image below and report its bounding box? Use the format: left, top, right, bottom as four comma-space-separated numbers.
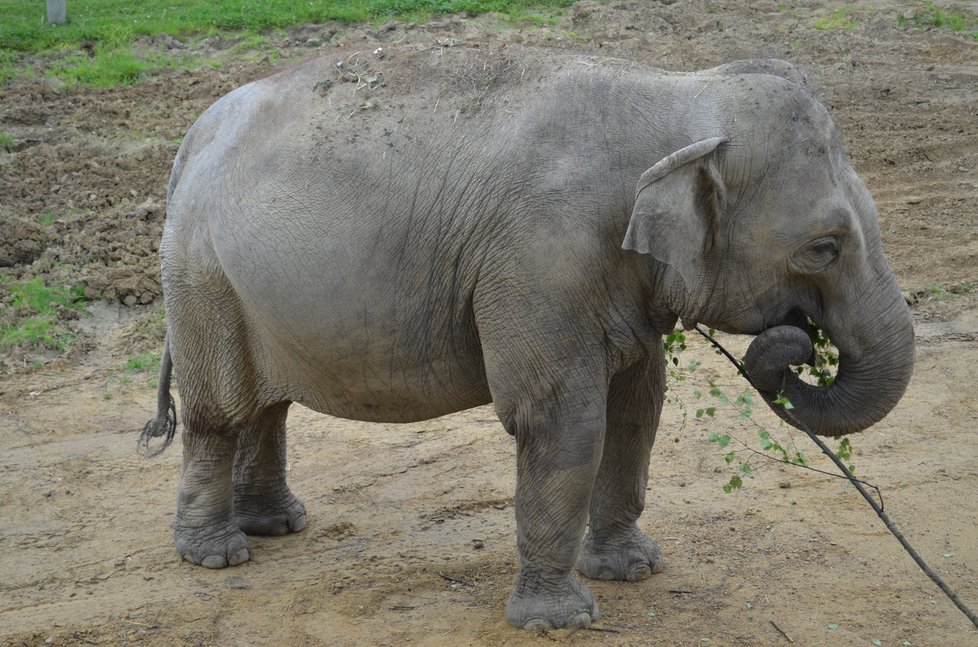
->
743, 290, 915, 437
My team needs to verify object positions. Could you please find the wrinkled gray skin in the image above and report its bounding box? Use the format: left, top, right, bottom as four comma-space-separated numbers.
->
144, 50, 914, 630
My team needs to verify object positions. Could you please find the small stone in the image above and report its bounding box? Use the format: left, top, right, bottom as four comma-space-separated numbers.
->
906, 196, 923, 204
472, 539, 484, 550
226, 576, 249, 589
123, 294, 138, 307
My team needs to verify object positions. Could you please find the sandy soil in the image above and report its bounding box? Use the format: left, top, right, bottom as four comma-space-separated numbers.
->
2, 1, 977, 644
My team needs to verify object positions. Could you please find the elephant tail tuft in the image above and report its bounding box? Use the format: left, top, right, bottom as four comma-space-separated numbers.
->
138, 338, 177, 457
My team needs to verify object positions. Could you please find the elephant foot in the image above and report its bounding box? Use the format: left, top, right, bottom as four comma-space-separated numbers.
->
577, 525, 663, 581
174, 519, 250, 569
506, 574, 599, 630
233, 491, 307, 537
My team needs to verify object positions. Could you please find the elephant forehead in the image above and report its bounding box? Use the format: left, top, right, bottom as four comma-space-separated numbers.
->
720, 105, 848, 204
719, 75, 840, 152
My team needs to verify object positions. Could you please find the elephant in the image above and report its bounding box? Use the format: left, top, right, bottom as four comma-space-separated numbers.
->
141, 45, 914, 630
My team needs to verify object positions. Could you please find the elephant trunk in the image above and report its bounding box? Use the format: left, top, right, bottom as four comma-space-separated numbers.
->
742, 283, 915, 437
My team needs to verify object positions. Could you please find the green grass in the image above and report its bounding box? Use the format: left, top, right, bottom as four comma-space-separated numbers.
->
50, 47, 203, 87
814, 7, 858, 30
36, 212, 57, 226
0, 277, 88, 351
0, 0, 579, 86
898, 1, 978, 40
124, 350, 162, 373
0, 129, 14, 152
1, 1, 578, 52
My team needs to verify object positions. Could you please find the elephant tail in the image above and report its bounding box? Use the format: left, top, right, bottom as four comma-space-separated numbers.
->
138, 337, 177, 457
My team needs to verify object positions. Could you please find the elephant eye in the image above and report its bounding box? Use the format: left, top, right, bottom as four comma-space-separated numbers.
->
792, 236, 839, 274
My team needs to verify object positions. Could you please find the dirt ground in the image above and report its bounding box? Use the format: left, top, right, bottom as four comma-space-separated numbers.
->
2, 1, 978, 644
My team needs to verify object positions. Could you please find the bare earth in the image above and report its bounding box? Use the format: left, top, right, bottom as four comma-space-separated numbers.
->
2, 1, 977, 645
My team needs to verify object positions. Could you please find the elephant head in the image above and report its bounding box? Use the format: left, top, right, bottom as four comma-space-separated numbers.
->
623, 72, 914, 437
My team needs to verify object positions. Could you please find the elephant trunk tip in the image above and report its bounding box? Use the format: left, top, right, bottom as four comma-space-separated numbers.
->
742, 316, 914, 438
742, 325, 812, 394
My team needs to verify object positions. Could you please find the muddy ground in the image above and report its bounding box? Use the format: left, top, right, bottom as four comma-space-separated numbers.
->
2, 0, 977, 644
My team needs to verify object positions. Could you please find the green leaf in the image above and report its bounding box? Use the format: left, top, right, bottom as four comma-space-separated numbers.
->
728, 475, 742, 490
709, 432, 720, 443
717, 434, 731, 449
838, 438, 852, 461
724, 452, 736, 464
696, 409, 705, 419
706, 407, 716, 417
773, 392, 795, 409
740, 463, 752, 474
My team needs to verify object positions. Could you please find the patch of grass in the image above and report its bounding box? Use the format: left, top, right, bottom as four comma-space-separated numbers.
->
2, 1, 579, 52
0, 129, 14, 152
926, 283, 951, 299
912, 280, 975, 302
0, 277, 88, 351
814, 7, 858, 30
0, 49, 19, 85
898, 1, 978, 39
36, 212, 57, 227
2, 1, 580, 86
124, 350, 162, 373
504, 8, 561, 27
48, 46, 202, 87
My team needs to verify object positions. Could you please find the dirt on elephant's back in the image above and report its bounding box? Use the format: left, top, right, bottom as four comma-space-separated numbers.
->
2, 0, 977, 645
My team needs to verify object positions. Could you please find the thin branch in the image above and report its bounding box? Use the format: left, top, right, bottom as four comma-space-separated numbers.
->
770, 620, 793, 643
694, 325, 978, 631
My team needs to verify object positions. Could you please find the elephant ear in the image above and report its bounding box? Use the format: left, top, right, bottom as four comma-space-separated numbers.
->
622, 136, 728, 292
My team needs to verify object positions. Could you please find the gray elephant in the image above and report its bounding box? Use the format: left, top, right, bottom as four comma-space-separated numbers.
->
141, 46, 914, 630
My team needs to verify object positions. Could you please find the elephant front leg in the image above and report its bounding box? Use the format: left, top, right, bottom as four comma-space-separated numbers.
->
577, 356, 665, 582
175, 425, 250, 568
232, 402, 307, 536
502, 397, 606, 630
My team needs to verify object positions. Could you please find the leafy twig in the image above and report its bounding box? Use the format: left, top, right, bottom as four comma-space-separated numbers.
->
694, 325, 978, 631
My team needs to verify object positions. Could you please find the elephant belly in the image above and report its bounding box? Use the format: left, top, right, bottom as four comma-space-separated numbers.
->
253, 303, 493, 423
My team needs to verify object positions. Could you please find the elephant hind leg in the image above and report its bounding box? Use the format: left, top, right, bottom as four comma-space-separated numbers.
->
174, 411, 250, 568
232, 401, 307, 536
166, 274, 292, 565
174, 400, 304, 567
